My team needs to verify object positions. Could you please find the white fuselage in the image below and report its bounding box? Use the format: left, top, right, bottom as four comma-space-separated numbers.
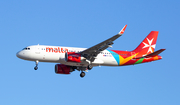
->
16, 45, 119, 67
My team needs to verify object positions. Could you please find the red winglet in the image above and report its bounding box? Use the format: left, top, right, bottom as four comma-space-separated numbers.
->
118, 25, 127, 35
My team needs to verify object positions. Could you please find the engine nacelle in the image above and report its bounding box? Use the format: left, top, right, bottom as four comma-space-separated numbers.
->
55, 64, 73, 74
65, 52, 85, 63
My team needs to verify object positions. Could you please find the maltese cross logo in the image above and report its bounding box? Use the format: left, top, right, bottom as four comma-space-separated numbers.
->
142, 38, 156, 53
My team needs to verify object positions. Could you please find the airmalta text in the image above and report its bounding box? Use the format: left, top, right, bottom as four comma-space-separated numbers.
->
46, 47, 68, 53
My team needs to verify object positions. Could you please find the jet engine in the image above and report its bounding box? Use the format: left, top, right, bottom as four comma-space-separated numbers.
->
65, 52, 85, 63
55, 64, 73, 74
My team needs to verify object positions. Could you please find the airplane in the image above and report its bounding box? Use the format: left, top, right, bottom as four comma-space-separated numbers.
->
16, 25, 165, 78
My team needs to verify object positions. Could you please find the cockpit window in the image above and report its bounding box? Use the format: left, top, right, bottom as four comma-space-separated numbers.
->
23, 48, 26, 50
23, 48, 30, 50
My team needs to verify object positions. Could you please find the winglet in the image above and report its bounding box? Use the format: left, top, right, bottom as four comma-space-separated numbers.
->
118, 25, 127, 35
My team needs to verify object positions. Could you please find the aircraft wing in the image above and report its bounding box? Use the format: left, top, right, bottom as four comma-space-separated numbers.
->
80, 25, 127, 62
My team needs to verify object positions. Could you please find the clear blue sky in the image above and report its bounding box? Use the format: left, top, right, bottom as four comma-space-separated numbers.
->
0, 0, 179, 105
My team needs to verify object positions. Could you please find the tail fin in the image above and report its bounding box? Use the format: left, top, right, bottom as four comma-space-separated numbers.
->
133, 31, 159, 57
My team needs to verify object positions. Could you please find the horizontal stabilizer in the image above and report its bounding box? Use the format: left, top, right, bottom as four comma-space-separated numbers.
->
136, 49, 166, 59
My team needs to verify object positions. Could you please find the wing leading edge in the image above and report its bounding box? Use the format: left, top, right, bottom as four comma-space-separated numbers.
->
80, 25, 127, 62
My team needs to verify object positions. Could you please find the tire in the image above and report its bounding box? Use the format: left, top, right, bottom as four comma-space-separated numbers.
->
87, 64, 93, 70
80, 72, 85, 78
34, 66, 38, 70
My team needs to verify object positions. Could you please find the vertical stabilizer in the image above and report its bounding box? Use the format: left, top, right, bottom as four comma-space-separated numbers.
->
133, 31, 159, 57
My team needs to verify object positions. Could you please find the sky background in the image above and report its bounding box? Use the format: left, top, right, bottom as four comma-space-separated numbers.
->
0, 0, 180, 105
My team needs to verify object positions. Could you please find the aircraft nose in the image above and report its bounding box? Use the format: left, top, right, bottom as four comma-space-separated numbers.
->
16, 51, 23, 59
16, 51, 21, 58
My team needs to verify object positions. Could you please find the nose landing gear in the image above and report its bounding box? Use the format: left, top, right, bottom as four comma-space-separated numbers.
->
34, 66, 38, 70
34, 60, 39, 70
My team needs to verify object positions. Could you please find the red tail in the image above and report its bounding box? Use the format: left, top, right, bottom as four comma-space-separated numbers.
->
133, 31, 159, 58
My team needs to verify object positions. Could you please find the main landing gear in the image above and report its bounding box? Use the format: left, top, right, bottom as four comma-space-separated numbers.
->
80, 72, 85, 78
87, 64, 93, 70
79, 64, 93, 78
34, 60, 39, 70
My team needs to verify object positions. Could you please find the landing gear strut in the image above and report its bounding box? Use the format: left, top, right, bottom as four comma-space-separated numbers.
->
34, 60, 39, 70
80, 72, 85, 78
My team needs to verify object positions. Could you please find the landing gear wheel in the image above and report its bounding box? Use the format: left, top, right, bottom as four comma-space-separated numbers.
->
87, 64, 93, 70
80, 72, 85, 78
34, 60, 39, 70
34, 66, 38, 70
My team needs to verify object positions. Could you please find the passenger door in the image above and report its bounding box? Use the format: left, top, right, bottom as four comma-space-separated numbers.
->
35, 46, 40, 54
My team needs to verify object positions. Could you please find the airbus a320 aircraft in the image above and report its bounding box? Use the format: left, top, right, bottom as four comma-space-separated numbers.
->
16, 25, 165, 78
